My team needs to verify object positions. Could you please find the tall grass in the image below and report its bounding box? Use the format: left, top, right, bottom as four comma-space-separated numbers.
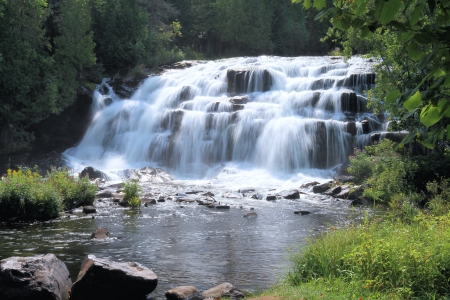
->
284, 214, 450, 299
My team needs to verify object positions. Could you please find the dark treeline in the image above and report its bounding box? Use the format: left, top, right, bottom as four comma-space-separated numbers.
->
0, 0, 330, 155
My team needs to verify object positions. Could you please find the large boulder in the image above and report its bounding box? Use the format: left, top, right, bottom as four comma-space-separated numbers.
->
80, 166, 106, 180
202, 282, 244, 299
0, 254, 72, 300
165, 286, 200, 300
70, 255, 157, 300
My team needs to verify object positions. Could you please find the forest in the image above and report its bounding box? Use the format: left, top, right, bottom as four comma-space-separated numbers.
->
0, 0, 330, 155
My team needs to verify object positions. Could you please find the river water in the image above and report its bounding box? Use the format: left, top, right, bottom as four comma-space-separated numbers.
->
0, 56, 380, 297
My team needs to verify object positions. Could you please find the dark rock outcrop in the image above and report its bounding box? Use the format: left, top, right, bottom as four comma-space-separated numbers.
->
0, 254, 72, 300
80, 166, 106, 180
323, 185, 342, 196
266, 195, 277, 201
165, 286, 200, 300
70, 255, 157, 300
347, 121, 357, 136
202, 282, 244, 299
227, 68, 272, 94
278, 190, 300, 199
312, 181, 333, 193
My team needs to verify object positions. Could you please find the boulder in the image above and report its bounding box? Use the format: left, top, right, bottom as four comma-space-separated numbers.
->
251, 193, 263, 200
346, 121, 357, 136
118, 200, 129, 207
294, 211, 311, 215
80, 166, 106, 180
202, 192, 215, 197
216, 205, 230, 209
165, 286, 200, 300
312, 181, 333, 193
300, 181, 320, 188
323, 185, 342, 196
278, 190, 300, 199
142, 198, 157, 205
91, 227, 110, 239
243, 212, 258, 218
266, 195, 277, 201
202, 282, 244, 299
333, 175, 356, 184
70, 255, 157, 300
0, 254, 72, 300
83, 206, 96, 214
362, 119, 370, 134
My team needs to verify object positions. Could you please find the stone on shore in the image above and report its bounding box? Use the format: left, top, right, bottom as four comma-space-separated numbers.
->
0, 254, 72, 300
70, 255, 157, 300
165, 285, 200, 300
202, 282, 244, 299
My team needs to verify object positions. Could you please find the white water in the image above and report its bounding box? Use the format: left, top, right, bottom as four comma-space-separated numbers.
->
64, 56, 381, 184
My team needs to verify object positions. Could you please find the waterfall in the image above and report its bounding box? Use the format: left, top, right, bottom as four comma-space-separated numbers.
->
64, 56, 384, 179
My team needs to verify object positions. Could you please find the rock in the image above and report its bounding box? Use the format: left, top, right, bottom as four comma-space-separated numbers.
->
96, 190, 113, 198
202, 192, 215, 197
350, 196, 371, 207
206, 204, 216, 208
118, 200, 129, 207
158, 198, 166, 202
341, 91, 360, 113
294, 211, 311, 215
251, 193, 263, 200
186, 191, 202, 194
323, 185, 342, 196
278, 190, 300, 199
266, 194, 277, 201
347, 121, 357, 136
333, 175, 355, 183
202, 282, 244, 299
300, 181, 320, 188
312, 181, 333, 193
71, 255, 157, 300
165, 286, 200, 300
91, 227, 110, 239
123, 167, 173, 183
239, 188, 255, 193
0, 254, 72, 300
243, 212, 258, 218
80, 166, 106, 180
83, 206, 96, 214
216, 205, 230, 209
362, 119, 370, 134
229, 96, 249, 105
227, 68, 272, 94
142, 198, 157, 205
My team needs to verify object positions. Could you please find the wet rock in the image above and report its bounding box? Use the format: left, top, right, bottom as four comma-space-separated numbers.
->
96, 190, 113, 198
202, 282, 244, 299
80, 166, 106, 180
142, 198, 157, 205
186, 191, 202, 194
362, 119, 370, 134
278, 190, 300, 199
91, 227, 110, 239
350, 196, 371, 207
71, 255, 157, 300
229, 96, 249, 105
239, 188, 255, 193
243, 212, 258, 218
206, 204, 216, 208
294, 211, 311, 215
300, 181, 320, 188
370, 132, 409, 144
0, 254, 72, 300
83, 206, 96, 214
232, 104, 244, 111
347, 121, 357, 136
118, 200, 129, 207
123, 167, 173, 183
266, 194, 277, 201
223, 192, 241, 199
165, 286, 200, 300
227, 68, 272, 94
202, 191, 215, 197
341, 91, 360, 113
323, 185, 342, 196
179, 86, 194, 102
251, 193, 264, 200
157, 198, 166, 203
312, 181, 333, 193
216, 205, 230, 209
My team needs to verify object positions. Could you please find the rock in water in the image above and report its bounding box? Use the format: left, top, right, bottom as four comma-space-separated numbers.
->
278, 190, 300, 199
83, 206, 96, 214
91, 227, 110, 239
70, 255, 157, 300
80, 166, 106, 180
202, 282, 244, 299
0, 254, 72, 300
165, 286, 200, 300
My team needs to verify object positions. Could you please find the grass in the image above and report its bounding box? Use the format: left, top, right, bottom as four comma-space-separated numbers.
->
261, 213, 450, 299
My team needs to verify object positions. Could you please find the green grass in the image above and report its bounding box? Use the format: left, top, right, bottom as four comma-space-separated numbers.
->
264, 213, 450, 300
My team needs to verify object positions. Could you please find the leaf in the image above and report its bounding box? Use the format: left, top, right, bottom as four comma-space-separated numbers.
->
402, 108, 418, 120
433, 69, 446, 78
385, 89, 401, 104
447, 125, 450, 139
420, 105, 441, 127
379, 0, 402, 25
315, 8, 332, 20
438, 100, 450, 117
404, 91, 423, 111
410, 3, 424, 25
303, 0, 312, 9
355, 1, 369, 16
313, 0, 326, 10
407, 41, 423, 61
399, 129, 417, 147
443, 75, 450, 87
419, 137, 435, 149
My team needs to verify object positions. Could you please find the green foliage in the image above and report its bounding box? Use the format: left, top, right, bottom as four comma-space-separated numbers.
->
347, 139, 416, 202
294, 0, 450, 148
47, 167, 97, 210
123, 180, 141, 207
0, 168, 61, 221
286, 215, 450, 299
426, 178, 450, 216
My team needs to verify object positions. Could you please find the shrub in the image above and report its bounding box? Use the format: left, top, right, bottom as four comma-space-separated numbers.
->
426, 178, 450, 216
127, 196, 141, 209
347, 139, 416, 203
0, 168, 61, 221
47, 167, 97, 210
123, 180, 141, 208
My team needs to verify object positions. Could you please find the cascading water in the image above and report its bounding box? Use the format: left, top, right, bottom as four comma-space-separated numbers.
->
64, 56, 389, 180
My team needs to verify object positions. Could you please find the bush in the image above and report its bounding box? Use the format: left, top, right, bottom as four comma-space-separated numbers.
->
286, 215, 450, 299
0, 168, 61, 221
347, 140, 416, 203
123, 180, 141, 208
47, 167, 97, 210
426, 178, 450, 216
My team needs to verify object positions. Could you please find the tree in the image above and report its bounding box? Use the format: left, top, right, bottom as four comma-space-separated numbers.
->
294, 0, 450, 149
